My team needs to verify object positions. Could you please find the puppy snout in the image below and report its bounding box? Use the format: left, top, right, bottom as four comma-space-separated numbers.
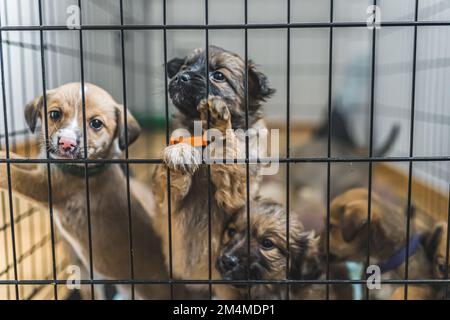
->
175, 72, 191, 83
58, 136, 78, 152
221, 254, 239, 271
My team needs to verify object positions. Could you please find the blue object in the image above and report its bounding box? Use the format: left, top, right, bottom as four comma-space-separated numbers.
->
346, 261, 364, 300
378, 234, 422, 274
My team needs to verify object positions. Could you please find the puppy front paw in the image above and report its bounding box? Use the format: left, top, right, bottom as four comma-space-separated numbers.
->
197, 96, 232, 133
163, 143, 202, 174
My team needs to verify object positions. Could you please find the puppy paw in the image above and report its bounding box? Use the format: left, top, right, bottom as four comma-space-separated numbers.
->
197, 96, 231, 133
163, 143, 202, 174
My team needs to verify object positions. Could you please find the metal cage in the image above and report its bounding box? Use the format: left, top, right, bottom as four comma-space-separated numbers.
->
0, 0, 449, 300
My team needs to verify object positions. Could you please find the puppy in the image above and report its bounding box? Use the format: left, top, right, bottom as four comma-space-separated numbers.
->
167, 45, 275, 132
423, 222, 450, 299
166, 45, 273, 195
0, 82, 172, 299
153, 96, 248, 296
153, 46, 275, 292
216, 198, 328, 300
326, 188, 434, 300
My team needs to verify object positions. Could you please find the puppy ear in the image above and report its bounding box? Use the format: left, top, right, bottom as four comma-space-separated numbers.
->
248, 61, 276, 102
167, 57, 185, 78
423, 223, 445, 261
24, 95, 44, 133
340, 199, 381, 243
115, 106, 141, 150
289, 231, 322, 280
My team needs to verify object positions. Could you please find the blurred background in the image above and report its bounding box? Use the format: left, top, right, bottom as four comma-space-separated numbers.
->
0, 0, 449, 299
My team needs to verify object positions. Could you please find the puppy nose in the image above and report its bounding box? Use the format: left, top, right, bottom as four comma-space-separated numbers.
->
222, 254, 238, 270
58, 137, 77, 152
176, 72, 190, 83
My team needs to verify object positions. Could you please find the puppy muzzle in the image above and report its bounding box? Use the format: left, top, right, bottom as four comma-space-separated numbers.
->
58, 136, 77, 153
52, 129, 81, 159
169, 71, 207, 118
217, 254, 263, 288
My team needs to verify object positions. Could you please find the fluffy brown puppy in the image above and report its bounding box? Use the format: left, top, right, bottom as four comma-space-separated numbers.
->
153, 47, 275, 294
0, 82, 173, 299
166, 45, 273, 196
215, 198, 330, 300
423, 222, 450, 299
167, 45, 275, 131
153, 96, 248, 296
326, 188, 435, 300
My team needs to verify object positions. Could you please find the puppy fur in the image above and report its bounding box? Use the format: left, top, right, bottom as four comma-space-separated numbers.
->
423, 222, 450, 299
152, 47, 275, 294
216, 198, 331, 300
0, 82, 174, 299
326, 188, 435, 300
289, 109, 400, 231
167, 45, 275, 131
258, 109, 400, 236
153, 96, 249, 295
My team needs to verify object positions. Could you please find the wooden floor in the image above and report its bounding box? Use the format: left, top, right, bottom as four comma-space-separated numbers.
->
0, 125, 448, 299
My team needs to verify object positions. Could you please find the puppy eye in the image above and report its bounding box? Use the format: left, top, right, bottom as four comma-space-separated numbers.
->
210, 71, 226, 82
49, 110, 62, 121
261, 238, 274, 250
90, 119, 104, 130
227, 228, 237, 238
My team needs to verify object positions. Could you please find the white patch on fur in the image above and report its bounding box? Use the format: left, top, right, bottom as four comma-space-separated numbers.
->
111, 139, 121, 158
59, 128, 78, 141
79, 84, 88, 96
163, 143, 202, 173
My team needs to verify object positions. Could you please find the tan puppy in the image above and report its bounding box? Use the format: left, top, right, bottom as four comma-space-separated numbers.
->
0, 82, 172, 299
215, 198, 350, 300
326, 188, 434, 300
153, 96, 248, 295
423, 222, 450, 299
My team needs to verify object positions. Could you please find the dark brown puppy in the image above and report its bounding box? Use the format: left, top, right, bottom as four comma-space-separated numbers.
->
167, 45, 275, 131
166, 45, 274, 201
153, 47, 275, 295
423, 222, 450, 299
216, 198, 329, 300
326, 188, 434, 300
153, 96, 249, 296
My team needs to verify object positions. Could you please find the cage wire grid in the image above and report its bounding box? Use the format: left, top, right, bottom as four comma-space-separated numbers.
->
0, 0, 448, 300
